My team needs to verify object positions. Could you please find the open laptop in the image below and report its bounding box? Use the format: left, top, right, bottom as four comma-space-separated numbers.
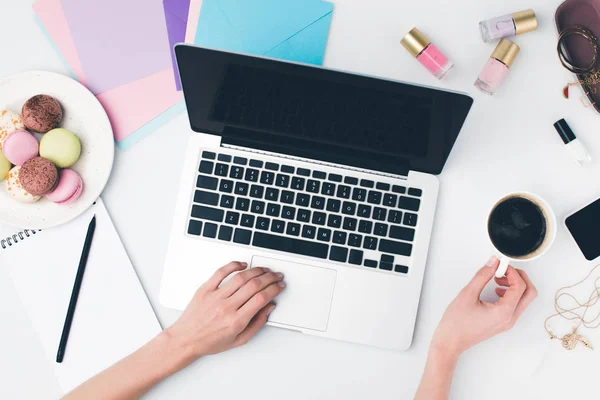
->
160, 45, 473, 351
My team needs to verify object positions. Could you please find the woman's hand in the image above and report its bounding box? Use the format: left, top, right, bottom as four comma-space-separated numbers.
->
431, 256, 538, 358
166, 261, 285, 361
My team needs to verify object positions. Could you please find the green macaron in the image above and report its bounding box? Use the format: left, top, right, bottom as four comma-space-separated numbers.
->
0, 150, 10, 182
40, 128, 81, 168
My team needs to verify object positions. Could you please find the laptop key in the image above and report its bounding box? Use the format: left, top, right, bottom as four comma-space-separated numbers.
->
328, 214, 342, 228
233, 156, 247, 165
349, 249, 363, 265
344, 176, 358, 185
295, 193, 310, 207
358, 220, 373, 234
271, 219, 285, 233
218, 154, 232, 162
265, 187, 279, 201
249, 185, 264, 198
281, 190, 294, 204
312, 211, 326, 226
404, 213, 418, 227
297, 208, 311, 223
203, 223, 218, 238
291, 177, 305, 191
343, 217, 357, 231
333, 231, 347, 245
265, 162, 279, 171
360, 179, 374, 188
342, 201, 356, 215
329, 173, 342, 182
225, 211, 240, 225
364, 259, 377, 268
218, 225, 233, 241
383, 193, 398, 208
392, 185, 406, 194
329, 246, 348, 263
253, 232, 329, 259
395, 265, 409, 274
380, 262, 393, 271
388, 210, 403, 224
302, 225, 317, 239
376, 182, 390, 191
281, 165, 295, 174
282, 206, 296, 220
318, 228, 332, 242
367, 191, 382, 204
188, 220, 202, 236
373, 207, 387, 221
408, 188, 422, 197
202, 151, 216, 160
374, 223, 388, 237
326, 199, 341, 213
390, 226, 415, 242
348, 234, 362, 247
286, 223, 300, 236
357, 204, 371, 218
191, 205, 224, 222
379, 239, 412, 257
398, 196, 421, 212
313, 170, 326, 179
311, 196, 325, 210
275, 174, 290, 188
230, 166, 244, 180
266, 203, 281, 217
245, 168, 259, 182
233, 228, 252, 245
199, 160, 214, 174
260, 171, 275, 185
251, 200, 265, 214
236, 198, 250, 212
364, 236, 378, 250
215, 163, 229, 176
336, 185, 351, 199
352, 188, 367, 202
240, 214, 255, 228
197, 175, 218, 190
381, 255, 394, 264
249, 159, 263, 168
219, 180, 234, 193
220, 195, 234, 209
322, 182, 336, 196
307, 179, 320, 193
256, 217, 270, 231
194, 190, 219, 206
297, 168, 310, 176
235, 182, 249, 196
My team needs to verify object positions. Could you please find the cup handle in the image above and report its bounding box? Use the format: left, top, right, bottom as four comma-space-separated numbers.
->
495, 256, 510, 278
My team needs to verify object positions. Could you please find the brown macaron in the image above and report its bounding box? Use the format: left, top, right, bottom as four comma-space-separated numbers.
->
19, 157, 58, 196
22, 94, 63, 133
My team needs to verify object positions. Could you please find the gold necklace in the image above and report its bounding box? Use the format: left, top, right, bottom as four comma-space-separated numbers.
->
544, 264, 600, 350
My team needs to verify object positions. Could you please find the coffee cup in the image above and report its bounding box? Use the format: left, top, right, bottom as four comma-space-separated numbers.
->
487, 192, 557, 277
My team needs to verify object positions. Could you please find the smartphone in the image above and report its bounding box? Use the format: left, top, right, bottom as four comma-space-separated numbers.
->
566, 197, 600, 261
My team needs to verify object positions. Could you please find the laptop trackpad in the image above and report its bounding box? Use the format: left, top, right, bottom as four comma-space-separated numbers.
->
251, 256, 337, 332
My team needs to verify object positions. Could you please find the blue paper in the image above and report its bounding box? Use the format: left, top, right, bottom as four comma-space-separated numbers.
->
194, 0, 333, 65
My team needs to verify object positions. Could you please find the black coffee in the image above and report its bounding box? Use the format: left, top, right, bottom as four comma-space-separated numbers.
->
488, 196, 547, 258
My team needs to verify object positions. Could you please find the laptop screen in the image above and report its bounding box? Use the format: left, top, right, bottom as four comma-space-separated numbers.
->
176, 45, 473, 175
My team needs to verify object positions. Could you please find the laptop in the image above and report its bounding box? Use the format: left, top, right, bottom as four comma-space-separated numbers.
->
160, 45, 473, 351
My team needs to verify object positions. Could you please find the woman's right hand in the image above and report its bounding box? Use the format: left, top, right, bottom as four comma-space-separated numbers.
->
430, 256, 538, 359
166, 261, 286, 362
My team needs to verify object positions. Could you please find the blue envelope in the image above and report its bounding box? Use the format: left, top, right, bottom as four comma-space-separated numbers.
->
194, 0, 333, 65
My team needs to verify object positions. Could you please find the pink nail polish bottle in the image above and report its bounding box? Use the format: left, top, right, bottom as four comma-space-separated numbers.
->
400, 27, 454, 80
475, 39, 520, 95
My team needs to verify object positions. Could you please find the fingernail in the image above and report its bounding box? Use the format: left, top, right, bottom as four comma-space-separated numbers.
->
240, 262, 248, 267
267, 304, 276, 315
276, 272, 284, 279
262, 267, 271, 272
278, 281, 286, 288
485, 256, 499, 267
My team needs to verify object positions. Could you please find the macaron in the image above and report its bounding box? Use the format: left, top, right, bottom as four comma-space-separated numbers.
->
0, 109, 26, 149
0, 151, 11, 182
19, 157, 58, 196
22, 94, 63, 133
39, 128, 81, 168
46, 169, 83, 205
2, 130, 39, 166
6, 166, 41, 203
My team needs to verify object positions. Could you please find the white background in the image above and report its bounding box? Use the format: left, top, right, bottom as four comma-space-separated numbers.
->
1, 0, 599, 398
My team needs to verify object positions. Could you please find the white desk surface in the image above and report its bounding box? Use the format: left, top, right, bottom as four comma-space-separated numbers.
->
1, 0, 599, 398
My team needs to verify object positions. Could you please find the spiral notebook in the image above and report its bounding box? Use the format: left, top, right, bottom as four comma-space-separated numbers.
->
0, 199, 162, 394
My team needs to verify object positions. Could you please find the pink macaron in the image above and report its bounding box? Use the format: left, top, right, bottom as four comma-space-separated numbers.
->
45, 169, 83, 205
2, 129, 39, 166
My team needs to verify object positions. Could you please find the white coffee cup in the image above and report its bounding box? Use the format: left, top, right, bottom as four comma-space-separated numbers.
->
487, 192, 557, 278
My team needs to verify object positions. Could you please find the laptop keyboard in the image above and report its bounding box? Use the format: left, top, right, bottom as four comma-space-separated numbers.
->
187, 150, 423, 275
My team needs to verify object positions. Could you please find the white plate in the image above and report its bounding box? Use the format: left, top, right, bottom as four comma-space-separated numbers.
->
0, 71, 114, 229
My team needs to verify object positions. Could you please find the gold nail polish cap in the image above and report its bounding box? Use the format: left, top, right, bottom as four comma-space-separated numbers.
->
400, 27, 431, 58
491, 39, 520, 68
512, 9, 538, 35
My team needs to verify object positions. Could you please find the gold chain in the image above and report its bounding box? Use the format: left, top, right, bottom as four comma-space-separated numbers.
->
544, 264, 600, 350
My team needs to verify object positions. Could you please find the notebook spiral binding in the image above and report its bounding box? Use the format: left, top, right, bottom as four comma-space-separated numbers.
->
1, 230, 40, 249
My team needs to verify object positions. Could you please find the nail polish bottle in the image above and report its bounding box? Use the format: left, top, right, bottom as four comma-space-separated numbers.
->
479, 9, 538, 43
553, 119, 592, 166
475, 39, 520, 95
400, 27, 454, 80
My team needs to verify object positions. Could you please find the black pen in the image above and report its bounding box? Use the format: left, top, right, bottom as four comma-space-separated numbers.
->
56, 215, 96, 363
